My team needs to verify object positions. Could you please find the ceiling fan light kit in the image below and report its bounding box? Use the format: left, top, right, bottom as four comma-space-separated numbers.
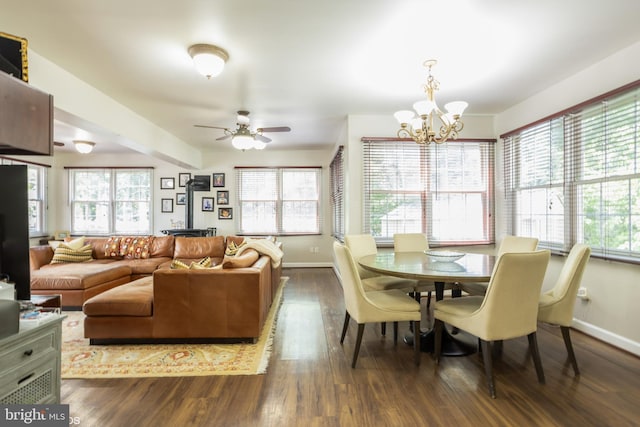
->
73, 140, 95, 154
188, 43, 229, 79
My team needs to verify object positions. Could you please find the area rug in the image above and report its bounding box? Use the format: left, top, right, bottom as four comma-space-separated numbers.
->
61, 277, 287, 379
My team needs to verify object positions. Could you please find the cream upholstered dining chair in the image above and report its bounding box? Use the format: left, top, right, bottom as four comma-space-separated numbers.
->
345, 234, 417, 336
538, 243, 591, 376
433, 250, 551, 398
333, 242, 421, 367
458, 235, 539, 296
393, 233, 454, 308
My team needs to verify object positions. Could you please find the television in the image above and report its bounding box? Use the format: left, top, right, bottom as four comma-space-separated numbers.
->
0, 165, 30, 300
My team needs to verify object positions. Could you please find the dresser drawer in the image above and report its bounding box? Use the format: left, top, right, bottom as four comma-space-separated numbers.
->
0, 327, 55, 370
0, 352, 58, 404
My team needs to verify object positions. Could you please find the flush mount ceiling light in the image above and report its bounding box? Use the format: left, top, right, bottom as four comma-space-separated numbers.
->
394, 59, 468, 145
188, 44, 229, 79
73, 140, 95, 154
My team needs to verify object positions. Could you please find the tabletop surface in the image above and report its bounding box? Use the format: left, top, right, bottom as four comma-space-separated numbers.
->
358, 251, 496, 283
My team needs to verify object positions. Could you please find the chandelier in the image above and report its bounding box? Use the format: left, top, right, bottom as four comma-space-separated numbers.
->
394, 59, 467, 145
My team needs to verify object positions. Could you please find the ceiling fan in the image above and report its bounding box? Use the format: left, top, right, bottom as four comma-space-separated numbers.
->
194, 110, 290, 150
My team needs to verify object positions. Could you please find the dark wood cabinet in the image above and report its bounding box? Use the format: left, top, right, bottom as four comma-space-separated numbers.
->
0, 71, 53, 156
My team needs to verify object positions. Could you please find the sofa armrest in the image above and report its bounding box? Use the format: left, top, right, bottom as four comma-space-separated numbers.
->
29, 245, 54, 271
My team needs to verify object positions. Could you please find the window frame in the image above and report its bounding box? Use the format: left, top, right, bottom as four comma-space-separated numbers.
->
68, 167, 153, 236
1, 157, 48, 237
235, 167, 322, 236
362, 138, 495, 247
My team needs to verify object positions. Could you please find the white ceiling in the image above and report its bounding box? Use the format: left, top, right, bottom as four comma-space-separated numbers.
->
2, 0, 640, 154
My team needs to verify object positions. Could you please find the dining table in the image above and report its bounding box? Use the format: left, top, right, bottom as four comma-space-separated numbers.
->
358, 250, 496, 356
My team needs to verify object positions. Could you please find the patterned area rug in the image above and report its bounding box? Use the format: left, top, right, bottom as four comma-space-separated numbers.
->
61, 277, 287, 378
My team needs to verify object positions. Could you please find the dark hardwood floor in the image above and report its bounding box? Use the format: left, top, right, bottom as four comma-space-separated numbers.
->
62, 268, 640, 426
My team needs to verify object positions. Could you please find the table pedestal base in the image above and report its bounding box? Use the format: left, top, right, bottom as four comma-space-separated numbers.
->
404, 327, 476, 356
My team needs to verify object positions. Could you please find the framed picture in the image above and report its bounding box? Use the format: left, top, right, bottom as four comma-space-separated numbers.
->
161, 198, 173, 213
176, 193, 186, 205
213, 173, 225, 187
193, 174, 211, 191
160, 177, 175, 189
54, 230, 70, 240
178, 173, 191, 187
0, 32, 29, 82
218, 207, 232, 219
202, 197, 214, 211
216, 190, 229, 205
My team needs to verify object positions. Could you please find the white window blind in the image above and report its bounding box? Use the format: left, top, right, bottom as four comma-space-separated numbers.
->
330, 146, 345, 241
236, 167, 321, 235
504, 82, 640, 262
362, 139, 494, 246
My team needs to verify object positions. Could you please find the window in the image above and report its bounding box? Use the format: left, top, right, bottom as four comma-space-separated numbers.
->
504, 83, 640, 262
236, 167, 321, 235
69, 168, 152, 235
362, 139, 494, 246
330, 146, 345, 241
1, 158, 47, 236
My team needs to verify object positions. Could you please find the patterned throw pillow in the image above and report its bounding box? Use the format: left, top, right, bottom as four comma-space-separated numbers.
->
104, 236, 122, 258
120, 236, 152, 259
170, 257, 212, 269
170, 259, 190, 269
225, 240, 246, 256
51, 243, 93, 264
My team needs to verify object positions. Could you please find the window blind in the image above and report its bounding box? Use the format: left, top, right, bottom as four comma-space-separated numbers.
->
330, 146, 345, 241
503, 82, 640, 262
362, 138, 495, 246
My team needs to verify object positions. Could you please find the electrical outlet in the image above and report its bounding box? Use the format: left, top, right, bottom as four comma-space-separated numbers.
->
577, 287, 589, 300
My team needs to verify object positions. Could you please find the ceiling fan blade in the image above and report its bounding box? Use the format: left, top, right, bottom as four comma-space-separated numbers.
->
53, 141, 65, 147
257, 126, 290, 133
216, 134, 233, 141
194, 124, 229, 131
255, 134, 271, 143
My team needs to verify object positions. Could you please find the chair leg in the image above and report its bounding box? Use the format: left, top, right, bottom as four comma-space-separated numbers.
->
527, 332, 546, 384
426, 291, 432, 309
561, 326, 580, 376
393, 321, 399, 344
413, 320, 421, 366
340, 311, 350, 344
352, 323, 365, 368
381, 322, 386, 336
433, 319, 444, 364
480, 339, 496, 399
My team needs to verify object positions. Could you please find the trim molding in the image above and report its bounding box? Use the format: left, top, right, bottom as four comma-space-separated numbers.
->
572, 319, 640, 357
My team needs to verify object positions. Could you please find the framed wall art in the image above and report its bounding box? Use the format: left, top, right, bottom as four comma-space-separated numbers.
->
218, 207, 232, 219
213, 173, 225, 187
176, 193, 186, 205
178, 173, 191, 187
160, 177, 175, 189
202, 197, 214, 212
161, 198, 173, 213
216, 190, 229, 205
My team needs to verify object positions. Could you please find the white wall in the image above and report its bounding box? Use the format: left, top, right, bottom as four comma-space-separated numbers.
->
493, 41, 640, 355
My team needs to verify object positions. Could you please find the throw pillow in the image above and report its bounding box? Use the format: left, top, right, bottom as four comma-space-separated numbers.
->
63, 236, 86, 250
225, 239, 246, 256
170, 259, 190, 269
121, 236, 152, 259
50, 243, 93, 264
104, 236, 122, 258
222, 248, 259, 269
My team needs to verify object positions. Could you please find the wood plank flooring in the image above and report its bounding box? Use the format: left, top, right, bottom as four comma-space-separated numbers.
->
61, 268, 640, 426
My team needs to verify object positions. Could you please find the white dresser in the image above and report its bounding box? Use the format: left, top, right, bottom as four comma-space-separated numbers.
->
0, 315, 64, 404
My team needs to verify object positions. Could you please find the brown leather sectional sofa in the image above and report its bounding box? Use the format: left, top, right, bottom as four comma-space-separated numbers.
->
29, 235, 282, 342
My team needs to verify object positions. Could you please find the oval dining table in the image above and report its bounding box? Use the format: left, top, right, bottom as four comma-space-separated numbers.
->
358, 251, 496, 356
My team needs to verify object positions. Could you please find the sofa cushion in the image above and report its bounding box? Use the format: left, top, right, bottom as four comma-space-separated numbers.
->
50, 243, 93, 264
174, 236, 225, 259
222, 248, 259, 269
31, 263, 132, 290
104, 236, 122, 257
120, 236, 153, 259
83, 277, 153, 317
150, 235, 174, 257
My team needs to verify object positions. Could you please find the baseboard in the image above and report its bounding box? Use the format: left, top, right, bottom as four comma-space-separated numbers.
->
572, 319, 640, 357
282, 262, 334, 268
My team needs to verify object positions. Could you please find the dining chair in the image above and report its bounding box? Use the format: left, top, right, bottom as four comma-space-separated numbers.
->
333, 242, 421, 367
458, 235, 539, 296
433, 250, 550, 398
393, 233, 454, 308
538, 243, 591, 375
345, 234, 418, 335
